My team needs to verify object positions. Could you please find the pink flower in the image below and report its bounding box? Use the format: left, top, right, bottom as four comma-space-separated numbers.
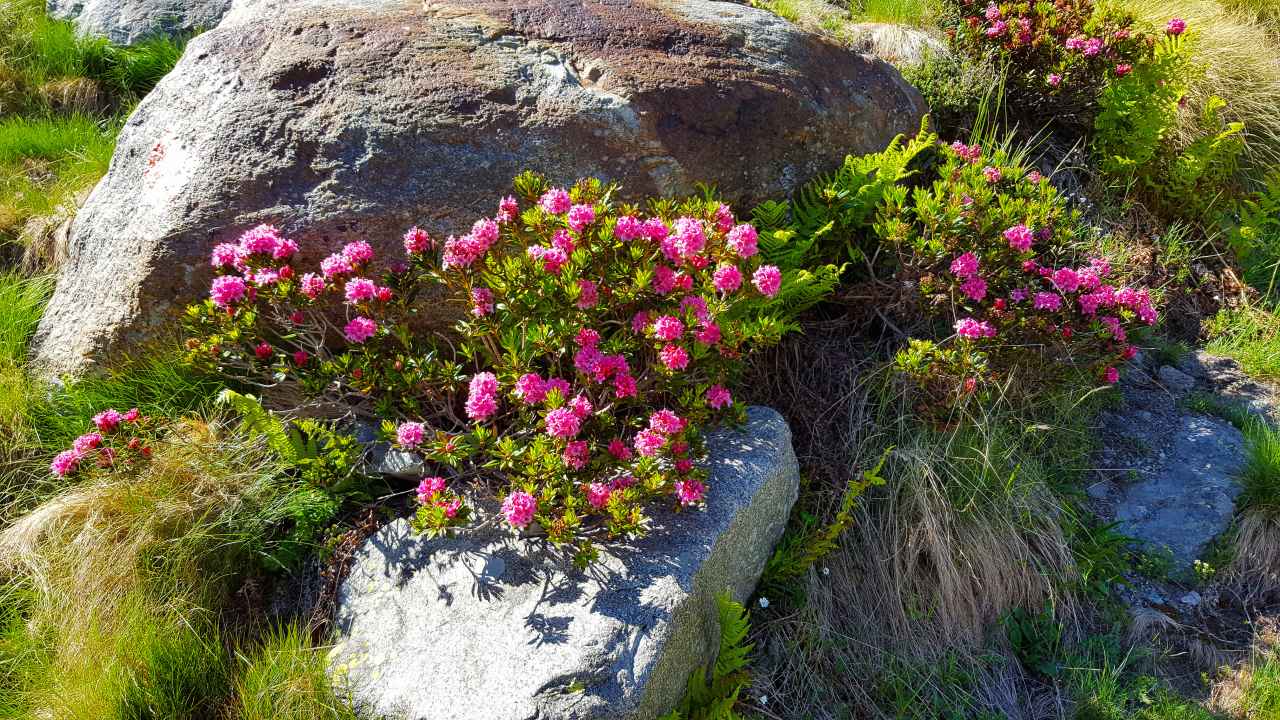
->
954, 317, 997, 339
984, 2, 1001, 21
238, 224, 281, 256
51, 449, 80, 477
615, 215, 644, 241
1033, 292, 1063, 311
574, 329, 601, 350
122, 408, 140, 423
273, 237, 299, 261
664, 217, 707, 261
502, 491, 537, 528
73, 433, 103, 454
1010, 288, 1029, 303
569, 394, 594, 419
397, 422, 425, 448
1166, 18, 1186, 35
1114, 63, 1132, 77
342, 241, 374, 266
551, 230, 575, 258
545, 378, 572, 399
608, 438, 632, 460
613, 373, 637, 398
211, 243, 239, 268
1048, 73, 1062, 87
514, 373, 547, 405
539, 188, 571, 215
497, 196, 519, 224
714, 203, 735, 232
675, 478, 706, 506
403, 227, 433, 254
983, 166, 1002, 183
680, 296, 710, 323
254, 342, 272, 360
1083, 38, 1104, 57
563, 440, 590, 470
653, 315, 684, 341
93, 409, 122, 433
634, 429, 666, 457
950, 142, 983, 163
574, 346, 603, 376
567, 204, 596, 232
611, 474, 636, 490
985, 20, 1007, 37
576, 280, 598, 309
300, 273, 325, 299
585, 482, 611, 509
660, 344, 689, 370
292, 350, 309, 366
527, 245, 569, 274
465, 372, 499, 421
1104, 366, 1120, 384
344, 277, 378, 304
713, 264, 743, 293
960, 275, 988, 302
706, 385, 732, 409
753, 265, 782, 297
726, 224, 759, 258
643, 217, 670, 242
417, 476, 446, 503
1064, 36, 1085, 51
950, 252, 981, 278
649, 409, 687, 435
1004, 225, 1034, 252
545, 407, 581, 439
471, 287, 495, 317
1123, 345, 1139, 360
1052, 267, 1081, 293
321, 253, 353, 278
675, 458, 694, 474
344, 316, 378, 344
695, 322, 721, 346
210, 276, 247, 308
632, 311, 651, 334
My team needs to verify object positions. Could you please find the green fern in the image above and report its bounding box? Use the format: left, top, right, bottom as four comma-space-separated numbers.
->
214, 389, 298, 462
660, 592, 754, 720
759, 447, 891, 600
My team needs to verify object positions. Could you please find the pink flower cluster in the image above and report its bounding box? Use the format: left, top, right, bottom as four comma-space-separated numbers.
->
502, 490, 537, 528
465, 372, 500, 420
49, 408, 145, 478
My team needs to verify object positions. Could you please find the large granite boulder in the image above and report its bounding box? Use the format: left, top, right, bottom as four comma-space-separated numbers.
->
32, 0, 926, 377
47, 0, 232, 45
329, 406, 799, 720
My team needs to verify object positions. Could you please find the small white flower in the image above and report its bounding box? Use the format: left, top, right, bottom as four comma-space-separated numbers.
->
758, 597, 770, 608
821, 566, 830, 576
760, 695, 769, 705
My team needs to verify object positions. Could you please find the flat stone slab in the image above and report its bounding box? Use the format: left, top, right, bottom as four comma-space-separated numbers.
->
330, 406, 799, 720
1111, 413, 1245, 567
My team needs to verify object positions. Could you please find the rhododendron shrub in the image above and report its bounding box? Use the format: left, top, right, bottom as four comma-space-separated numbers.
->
185, 173, 790, 562
876, 136, 1157, 408
48, 408, 154, 480
946, 0, 1155, 128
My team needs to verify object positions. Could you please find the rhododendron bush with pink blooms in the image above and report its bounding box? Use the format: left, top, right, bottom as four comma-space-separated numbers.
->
184, 173, 794, 562
947, 0, 1156, 129
876, 134, 1158, 412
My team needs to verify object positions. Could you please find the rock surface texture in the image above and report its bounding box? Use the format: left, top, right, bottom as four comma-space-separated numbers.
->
329, 406, 800, 720
47, 0, 232, 44
1091, 351, 1278, 570
32, 0, 926, 377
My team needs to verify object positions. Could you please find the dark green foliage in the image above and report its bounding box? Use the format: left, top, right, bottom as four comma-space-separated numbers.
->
1223, 172, 1280, 297
1001, 606, 1064, 678
660, 592, 753, 720
1066, 518, 1131, 599
900, 49, 996, 138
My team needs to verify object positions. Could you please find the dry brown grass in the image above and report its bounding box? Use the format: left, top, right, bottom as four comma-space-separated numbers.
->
1128, 0, 1280, 179
1228, 511, 1280, 596
742, 325, 1080, 718
0, 418, 281, 685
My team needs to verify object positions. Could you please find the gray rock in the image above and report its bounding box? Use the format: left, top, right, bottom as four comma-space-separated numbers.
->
32, 0, 926, 377
1158, 366, 1197, 394
47, 0, 231, 44
330, 406, 800, 720
1180, 591, 1201, 606
1111, 414, 1245, 568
